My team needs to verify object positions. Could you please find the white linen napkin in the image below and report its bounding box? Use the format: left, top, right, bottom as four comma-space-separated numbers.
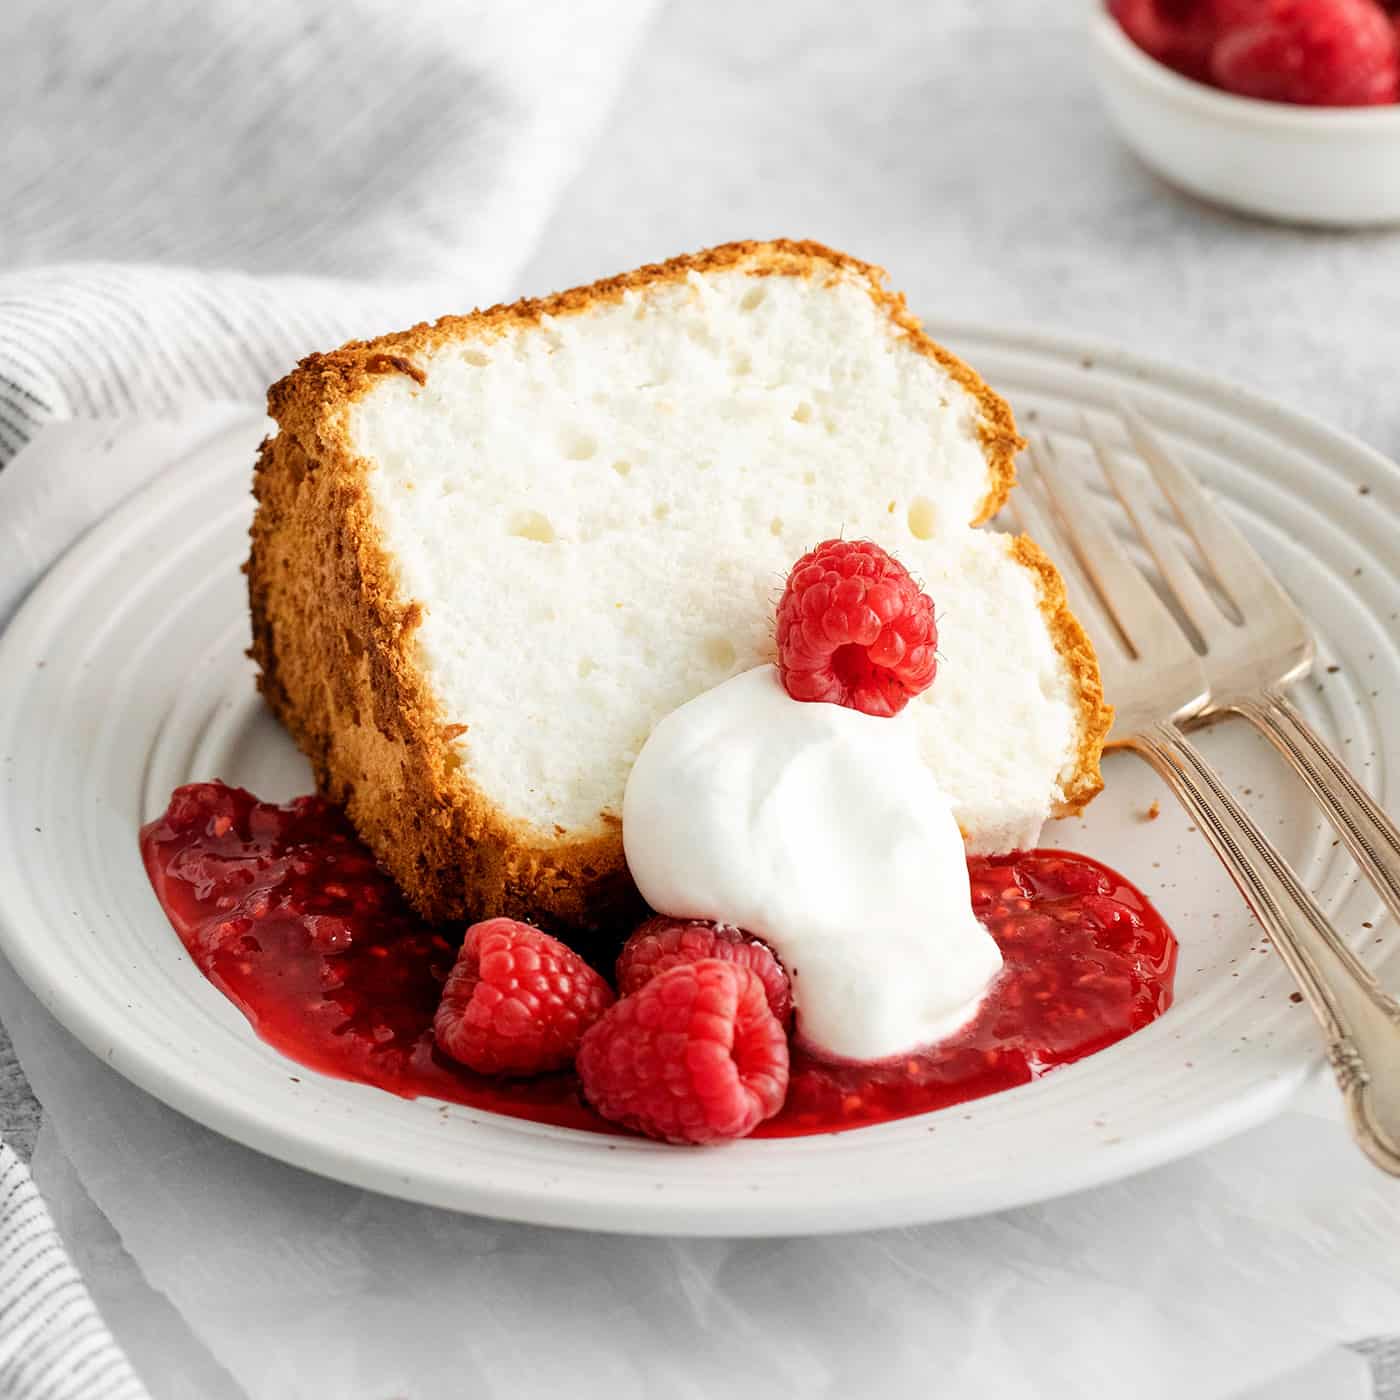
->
27, 1096, 1379, 1400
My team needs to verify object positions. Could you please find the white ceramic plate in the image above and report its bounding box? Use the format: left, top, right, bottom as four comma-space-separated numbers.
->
1, 323, 1395, 1236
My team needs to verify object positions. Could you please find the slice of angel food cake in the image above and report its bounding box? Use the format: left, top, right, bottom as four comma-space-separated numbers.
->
248, 239, 1110, 955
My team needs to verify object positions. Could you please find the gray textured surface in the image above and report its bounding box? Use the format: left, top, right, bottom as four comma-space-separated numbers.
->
0, 1019, 39, 1162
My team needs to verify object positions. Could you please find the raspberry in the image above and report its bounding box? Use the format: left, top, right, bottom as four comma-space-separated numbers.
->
775, 539, 938, 717
1110, 0, 1227, 79
577, 960, 789, 1144
433, 918, 613, 1076
1211, 0, 1400, 104
616, 916, 792, 1023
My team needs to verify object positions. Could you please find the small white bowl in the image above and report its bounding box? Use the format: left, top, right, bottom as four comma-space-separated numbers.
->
1089, 7, 1400, 227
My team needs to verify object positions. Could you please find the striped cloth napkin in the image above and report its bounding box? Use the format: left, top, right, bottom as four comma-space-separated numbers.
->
0, 0, 655, 1393
0, 1146, 145, 1399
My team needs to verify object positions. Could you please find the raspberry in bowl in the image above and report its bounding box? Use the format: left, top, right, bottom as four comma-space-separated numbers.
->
1091, 0, 1400, 226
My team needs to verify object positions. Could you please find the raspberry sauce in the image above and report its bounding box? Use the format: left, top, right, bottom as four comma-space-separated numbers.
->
141, 783, 1177, 1139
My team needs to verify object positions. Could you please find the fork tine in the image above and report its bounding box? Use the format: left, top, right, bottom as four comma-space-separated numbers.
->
1027, 434, 1193, 664
1116, 399, 1298, 620
1081, 412, 1227, 645
1013, 450, 1128, 659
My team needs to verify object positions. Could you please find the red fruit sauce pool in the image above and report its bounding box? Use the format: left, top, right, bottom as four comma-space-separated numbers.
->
141, 782, 1178, 1139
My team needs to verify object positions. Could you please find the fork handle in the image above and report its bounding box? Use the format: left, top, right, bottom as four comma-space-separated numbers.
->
1128, 718, 1400, 1177
1227, 685, 1400, 929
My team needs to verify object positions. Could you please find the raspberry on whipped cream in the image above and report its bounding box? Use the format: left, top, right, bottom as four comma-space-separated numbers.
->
776, 538, 938, 717
622, 664, 1003, 1063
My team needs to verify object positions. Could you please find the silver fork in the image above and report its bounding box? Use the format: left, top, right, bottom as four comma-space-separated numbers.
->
1016, 434, 1400, 1176
1085, 403, 1400, 930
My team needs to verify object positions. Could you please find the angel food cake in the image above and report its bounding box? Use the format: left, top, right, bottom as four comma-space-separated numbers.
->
137, 240, 1175, 1149
248, 240, 1111, 935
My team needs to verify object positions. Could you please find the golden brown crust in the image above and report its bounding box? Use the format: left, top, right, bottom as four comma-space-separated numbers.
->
248, 427, 642, 938
249, 239, 1085, 935
1007, 534, 1114, 816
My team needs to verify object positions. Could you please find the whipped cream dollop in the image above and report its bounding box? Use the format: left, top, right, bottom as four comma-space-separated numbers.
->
622, 665, 1003, 1062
